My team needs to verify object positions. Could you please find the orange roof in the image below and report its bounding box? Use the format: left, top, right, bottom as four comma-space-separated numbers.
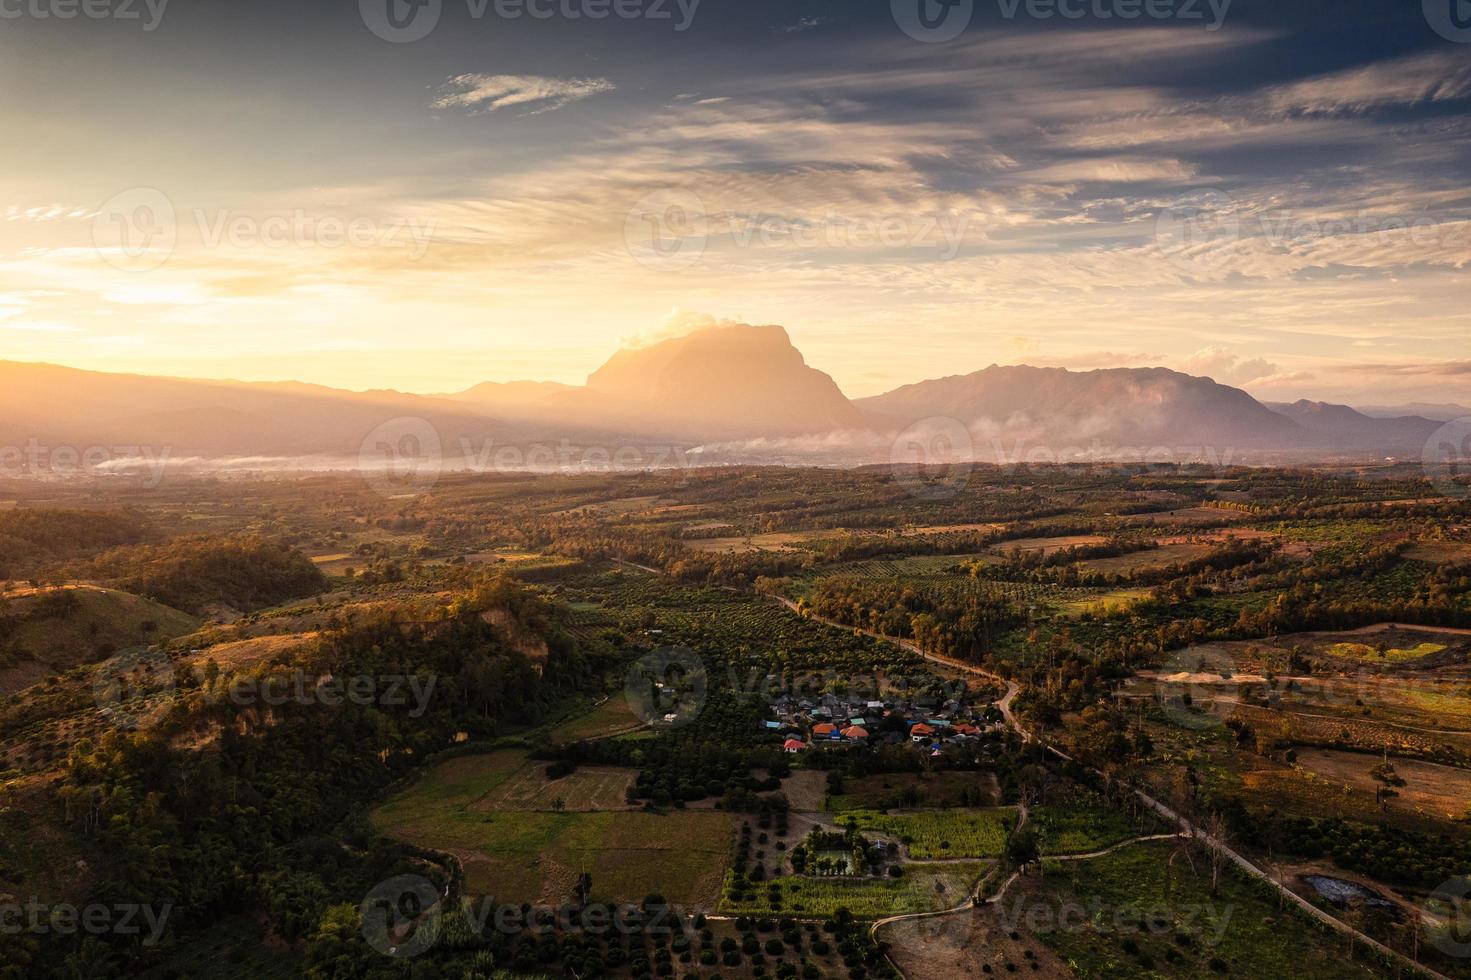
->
841, 725, 869, 739
910, 723, 935, 735
783, 738, 806, 750
813, 723, 837, 735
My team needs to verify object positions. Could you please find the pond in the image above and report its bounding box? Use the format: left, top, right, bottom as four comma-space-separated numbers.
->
1302, 875, 1395, 911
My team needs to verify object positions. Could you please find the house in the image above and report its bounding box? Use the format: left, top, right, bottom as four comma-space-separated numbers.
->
763, 721, 784, 731
813, 723, 838, 738
909, 722, 935, 738
783, 738, 806, 753
841, 725, 869, 741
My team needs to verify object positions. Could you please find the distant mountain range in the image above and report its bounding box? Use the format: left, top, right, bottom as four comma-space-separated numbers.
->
0, 323, 1456, 471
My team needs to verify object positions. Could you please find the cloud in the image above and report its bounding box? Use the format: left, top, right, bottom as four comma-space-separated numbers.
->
1265, 51, 1471, 117
619, 309, 735, 349
432, 74, 615, 115
1181, 347, 1280, 386
0, 319, 80, 332
1348, 361, 1471, 377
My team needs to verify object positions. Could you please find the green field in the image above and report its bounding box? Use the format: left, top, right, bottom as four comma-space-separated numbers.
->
1031, 805, 1159, 854
547, 696, 646, 742
372, 749, 736, 906
1023, 839, 1387, 979
835, 808, 1015, 858
1323, 640, 1448, 663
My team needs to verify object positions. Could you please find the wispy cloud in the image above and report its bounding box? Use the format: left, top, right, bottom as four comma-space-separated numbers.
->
1266, 51, 1471, 117
432, 74, 615, 115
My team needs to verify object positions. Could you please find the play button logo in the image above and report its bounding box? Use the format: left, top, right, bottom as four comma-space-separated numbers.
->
1425, 0, 1471, 41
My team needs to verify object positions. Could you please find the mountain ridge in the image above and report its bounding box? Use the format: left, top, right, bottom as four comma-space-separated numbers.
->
0, 325, 1449, 464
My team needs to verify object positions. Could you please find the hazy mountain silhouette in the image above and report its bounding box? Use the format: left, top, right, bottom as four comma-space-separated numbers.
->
859, 365, 1308, 450
0, 325, 1447, 465
1264, 400, 1440, 454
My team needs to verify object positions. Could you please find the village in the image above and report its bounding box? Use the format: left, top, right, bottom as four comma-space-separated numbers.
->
759, 681, 1007, 754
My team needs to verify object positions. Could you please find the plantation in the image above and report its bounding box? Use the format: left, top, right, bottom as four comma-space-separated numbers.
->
835, 808, 1015, 859
1031, 805, 1161, 855
1019, 840, 1389, 979
372, 749, 737, 905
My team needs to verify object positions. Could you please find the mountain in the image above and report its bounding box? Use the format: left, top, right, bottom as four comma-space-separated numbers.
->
859, 365, 1308, 452
0, 329, 1451, 468
0, 361, 531, 460
1356, 402, 1470, 423
440, 380, 574, 414
560, 323, 865, 440
1265, 400, 1441, 455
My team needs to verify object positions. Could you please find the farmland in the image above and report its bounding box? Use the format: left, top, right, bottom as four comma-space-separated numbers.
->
835, 808, 1015, 859
5, 462, 1471, 977
1010, 840, 1389, 979
373, 749, 736, 906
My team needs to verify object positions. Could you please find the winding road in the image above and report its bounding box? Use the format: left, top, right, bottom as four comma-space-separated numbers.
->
770, 593, 1450, 980
609, 559, 1447, 979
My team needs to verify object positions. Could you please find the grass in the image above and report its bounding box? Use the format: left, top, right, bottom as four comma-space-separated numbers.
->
719, 862, 988, 918
834, 808, 1015, 859
1058, 588, 1153, 617
0, 585, 199, 693
1323, 641, 1447, 663
1022, 839, 1387, 979
1078, 542, 1213, 575
1031, 805, 1159, 855
548, 697, 646, 742
372, 749, 735, 906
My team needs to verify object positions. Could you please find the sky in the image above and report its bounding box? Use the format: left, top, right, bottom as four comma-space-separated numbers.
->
1, 0, 1469, 406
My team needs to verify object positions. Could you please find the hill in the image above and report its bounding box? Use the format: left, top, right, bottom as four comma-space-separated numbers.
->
564, 323, 866, 439
859, 364, 1309, 452
0, 585, 199, 694
1266, 400, 1441, 454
